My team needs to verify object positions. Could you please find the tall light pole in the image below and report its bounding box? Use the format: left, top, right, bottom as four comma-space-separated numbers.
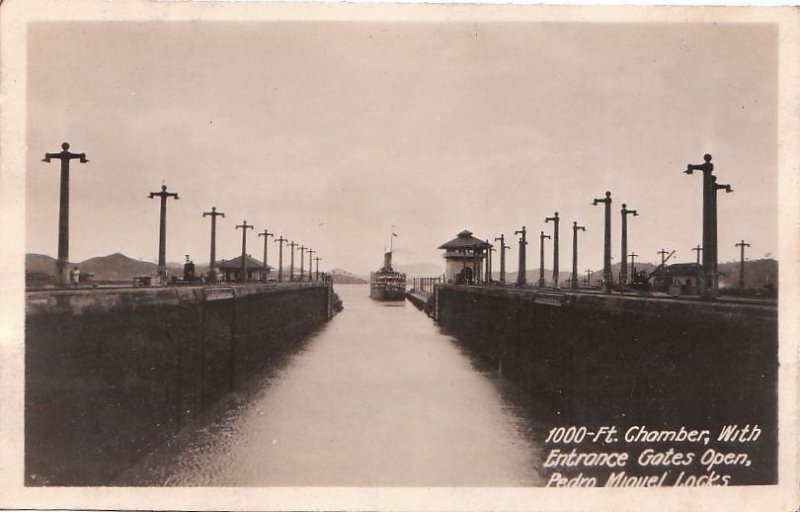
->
572, 221, 586, 290
620, 203, 638, 285
307, 249, 315, 282
736, 240, 750, 289
287, 241, 297, 281
299, 245, 306, 281
545, 212, 560, 288
685, 154, 732, 298
515, 226, 527, 286
275, 236, 287, 282
149, 184, 179, 281
592, 191, 613, 293
538, 230, 551, 287
711, 175, 733, 292
494, 234, 510, 284
258, 229, 273, 282
628, 252, 639, 283
236, 221, 254, 282
42, 142, 89, 286
203, 206, 225, 283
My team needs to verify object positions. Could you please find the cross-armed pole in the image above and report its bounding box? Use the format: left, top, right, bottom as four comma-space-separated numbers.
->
149, 184, 179, 280
692, 245, 703, 265
236, 221, 254, 282
628, 252, 639, 283
735, 240, 750, 289
258, 229, 274, 282
203, 206, 225, 283
307, 249, 315, 282
42, 142, 89, 286
287, 241, 297, 281
299, 245, 306, 281
274, 236, 288, 282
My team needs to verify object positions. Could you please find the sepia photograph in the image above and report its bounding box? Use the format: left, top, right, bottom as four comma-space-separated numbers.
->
0, 1, 798, 510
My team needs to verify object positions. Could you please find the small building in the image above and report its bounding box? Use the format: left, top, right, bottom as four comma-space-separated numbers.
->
438, 229, 490, 285
660, 262, 702, 295
217, 255, 272, 283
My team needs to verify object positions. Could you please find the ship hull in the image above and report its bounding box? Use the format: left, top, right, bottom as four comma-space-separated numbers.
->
369, 286, 406, 301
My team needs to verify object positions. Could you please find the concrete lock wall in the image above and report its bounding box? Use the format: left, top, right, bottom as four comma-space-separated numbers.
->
433, 285, 778, 483
25, 283, 334, 486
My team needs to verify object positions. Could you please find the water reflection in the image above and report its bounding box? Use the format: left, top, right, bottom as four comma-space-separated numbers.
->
116, 285, 545, 486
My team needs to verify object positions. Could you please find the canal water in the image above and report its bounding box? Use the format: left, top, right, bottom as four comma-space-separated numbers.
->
115, 284, 546, 486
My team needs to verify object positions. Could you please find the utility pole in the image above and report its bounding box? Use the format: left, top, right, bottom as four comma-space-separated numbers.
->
515, 226, 528, 286
620, 203, 638, 285
494, 234, 510, 284
203, 207, 225, 283
307, 249, 315, 282
258, 229, 273, 282
628, 252, 639, 283
592, 191, 613, 293
299, 245, 306, 281
692, 245, 703, 265
287, 241, 297, 281
314, 256, 322, 282
585, 268, 592, 288
538, 230, 551, 287
42, 142, 90, 287
736, 240, 750, 289
275, 236, 287, 282
572, 221, 586, 290
658, 248, 669, 284
545, 212, 560, 288
148, 184, 179, 281
235, 221, 254, 282
484, 240, 495, 285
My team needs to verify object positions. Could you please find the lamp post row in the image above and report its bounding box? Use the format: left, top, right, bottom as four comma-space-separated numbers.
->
41, 142, 740, 294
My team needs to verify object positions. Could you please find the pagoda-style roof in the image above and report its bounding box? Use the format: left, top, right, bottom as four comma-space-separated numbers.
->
438, 229, 491, 250
217, 255, 272, 270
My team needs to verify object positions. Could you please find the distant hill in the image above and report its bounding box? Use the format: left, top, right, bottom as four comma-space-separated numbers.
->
26, 254, 58, 276
719, 258, 778, 289
79, 253, 159, 280
27, 253, 183, 282
329, 268, 368, 284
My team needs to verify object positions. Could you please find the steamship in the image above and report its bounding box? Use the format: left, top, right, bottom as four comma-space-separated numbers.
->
369, 251, 407, 301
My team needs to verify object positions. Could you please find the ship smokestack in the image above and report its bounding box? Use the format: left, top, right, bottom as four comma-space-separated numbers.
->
383, 251, 393, 272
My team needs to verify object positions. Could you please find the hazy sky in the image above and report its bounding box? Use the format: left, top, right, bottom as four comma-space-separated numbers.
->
26, 21, 778, 276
